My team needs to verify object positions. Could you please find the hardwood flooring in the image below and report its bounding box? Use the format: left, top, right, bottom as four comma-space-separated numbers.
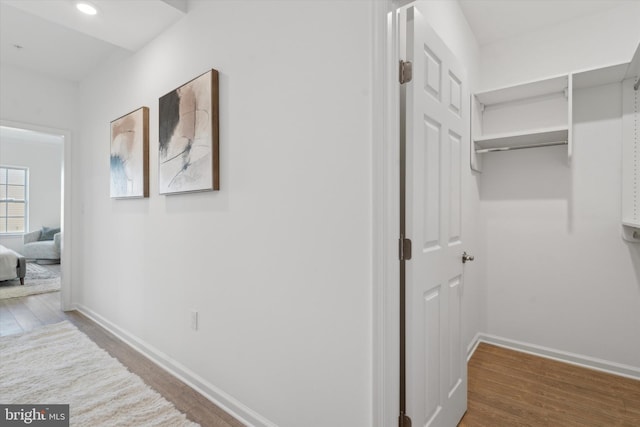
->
459, 342, 640, 427
5, 290, 639, 427
0, 291, 243, 427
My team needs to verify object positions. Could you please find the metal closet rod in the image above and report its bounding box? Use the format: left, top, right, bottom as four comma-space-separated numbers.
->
476, 140, 568, 154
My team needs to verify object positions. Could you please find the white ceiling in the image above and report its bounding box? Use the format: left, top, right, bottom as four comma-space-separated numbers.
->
458, 0, 635, 46
0, 0, 635, 82
0, 0, 187, 82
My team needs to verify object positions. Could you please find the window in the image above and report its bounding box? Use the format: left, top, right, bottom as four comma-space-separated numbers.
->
0, 166, 28, 234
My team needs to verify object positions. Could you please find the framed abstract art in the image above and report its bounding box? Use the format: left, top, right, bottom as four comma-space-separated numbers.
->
110, 107, 149, 198
158, 69, 220, 194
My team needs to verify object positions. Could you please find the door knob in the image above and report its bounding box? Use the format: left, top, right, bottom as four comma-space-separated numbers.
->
462, 252, 475, 263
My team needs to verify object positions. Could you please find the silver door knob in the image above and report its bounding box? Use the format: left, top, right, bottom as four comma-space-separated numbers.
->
462, 252, 474, 263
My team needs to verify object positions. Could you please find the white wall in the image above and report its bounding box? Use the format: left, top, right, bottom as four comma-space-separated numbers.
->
478, 3, 640, 368
482, 83, 640, 368
419, 0, 485, 355
479, 2, 640, 89
76, 1, 372, 425
0, 136, 62, 252
0, 64, 79, 130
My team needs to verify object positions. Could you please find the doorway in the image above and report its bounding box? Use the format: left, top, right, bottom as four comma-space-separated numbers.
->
373, 2, 473, 426
0, 120, 72, 311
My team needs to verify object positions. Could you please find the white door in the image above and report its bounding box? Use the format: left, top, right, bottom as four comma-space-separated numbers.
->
403, 3, 468, 426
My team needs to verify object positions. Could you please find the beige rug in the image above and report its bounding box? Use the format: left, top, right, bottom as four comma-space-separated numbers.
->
0, 263, 60, 299
0, 321, 199, 427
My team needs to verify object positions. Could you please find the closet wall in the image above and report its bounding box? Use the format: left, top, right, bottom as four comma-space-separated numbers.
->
477, 3, 640, 368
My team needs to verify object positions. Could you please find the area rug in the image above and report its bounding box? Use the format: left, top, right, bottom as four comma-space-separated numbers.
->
0, 263, 60, 299
0, 321, 199, 427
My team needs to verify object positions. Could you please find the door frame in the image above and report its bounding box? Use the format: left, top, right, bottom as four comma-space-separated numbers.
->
371, 1, 412, 426
0, 119, 73, 312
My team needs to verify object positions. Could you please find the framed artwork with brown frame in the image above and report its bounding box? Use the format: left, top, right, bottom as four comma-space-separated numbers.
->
110, 106, 149, 198
158, 69, 220, 195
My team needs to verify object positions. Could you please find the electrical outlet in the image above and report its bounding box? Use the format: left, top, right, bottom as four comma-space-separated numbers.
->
190, 310, 198, 331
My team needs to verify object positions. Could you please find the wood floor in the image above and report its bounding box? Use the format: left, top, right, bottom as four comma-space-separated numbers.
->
0, 291, 243, 427
4, 291, 640, 427
459, 342, 640, 426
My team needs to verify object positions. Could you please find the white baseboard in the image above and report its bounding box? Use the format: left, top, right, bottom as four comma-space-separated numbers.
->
466, 332, 640, 381
75, 304, 276, 427
466, 332, 483, 362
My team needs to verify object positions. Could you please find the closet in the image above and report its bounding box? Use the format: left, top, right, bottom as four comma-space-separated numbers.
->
471, 44, 640, 243
471, 74, 571, 172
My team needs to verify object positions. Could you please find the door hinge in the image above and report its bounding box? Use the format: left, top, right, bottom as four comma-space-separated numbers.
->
398, 412, 412, 427
399, 236, 412, 261
399, 60, 412, 84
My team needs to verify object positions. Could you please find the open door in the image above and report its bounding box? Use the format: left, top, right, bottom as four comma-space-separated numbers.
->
399, 3, 470, 426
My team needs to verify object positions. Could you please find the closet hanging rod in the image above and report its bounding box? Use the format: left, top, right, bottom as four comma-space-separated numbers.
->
476, 140, 568, 154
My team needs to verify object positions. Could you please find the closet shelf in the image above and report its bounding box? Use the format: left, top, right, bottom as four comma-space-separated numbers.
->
622, 222, 640, 243
471, 74, 571, 171
622, 221, 640, 229
475, 75, 568, 106
474, 126, 568, 153
572, 63, 629, 90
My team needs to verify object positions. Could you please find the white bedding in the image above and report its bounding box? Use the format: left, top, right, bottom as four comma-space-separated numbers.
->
0, 245, 19, 281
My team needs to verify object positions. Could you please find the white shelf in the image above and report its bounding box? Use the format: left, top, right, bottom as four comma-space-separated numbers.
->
476, 75, 568, 106
625, 42, 640, 81
471, 74, 571, 170
474, 126, 568, 152
572, 63, 629, 90
622, 223, 640, 243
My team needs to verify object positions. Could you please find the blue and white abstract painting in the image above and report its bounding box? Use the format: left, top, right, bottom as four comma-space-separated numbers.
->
110, 107, 149, 198
159, 69, 219, 194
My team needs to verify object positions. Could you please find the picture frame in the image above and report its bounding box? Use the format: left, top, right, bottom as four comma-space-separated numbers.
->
158, 69, 219, 195
110, 106, 149, 198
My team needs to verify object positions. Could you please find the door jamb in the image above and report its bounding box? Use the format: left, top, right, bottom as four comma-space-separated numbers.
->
0, 119, 73, 311
372, 1, 403, 426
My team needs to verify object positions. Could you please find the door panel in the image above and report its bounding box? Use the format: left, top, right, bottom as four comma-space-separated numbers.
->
449, 130, 462, 245
403, 3, 468, 426
423, 115, 441, 250
448, 276, 462, 397
423, 287, 442, 425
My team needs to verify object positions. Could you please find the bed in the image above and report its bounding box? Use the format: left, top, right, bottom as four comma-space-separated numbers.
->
0, 245, 26, 285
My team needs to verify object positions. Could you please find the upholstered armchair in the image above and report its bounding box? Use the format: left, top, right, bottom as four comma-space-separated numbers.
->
22, 228, 61, 263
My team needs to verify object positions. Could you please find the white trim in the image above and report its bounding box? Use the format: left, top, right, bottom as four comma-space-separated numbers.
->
375, 1, 401, 426
465, 332, 482, 362
0, 119, 73, 311
370, 0, 387, 426
75, 304, 277, 427
468, 333, 640, 381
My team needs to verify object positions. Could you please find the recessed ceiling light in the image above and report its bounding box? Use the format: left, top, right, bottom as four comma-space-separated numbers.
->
76, 2, 97, 15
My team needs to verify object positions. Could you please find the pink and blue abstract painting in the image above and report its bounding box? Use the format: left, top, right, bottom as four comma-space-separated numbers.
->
110, 107, 149, 198
159, 69, 219, 194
